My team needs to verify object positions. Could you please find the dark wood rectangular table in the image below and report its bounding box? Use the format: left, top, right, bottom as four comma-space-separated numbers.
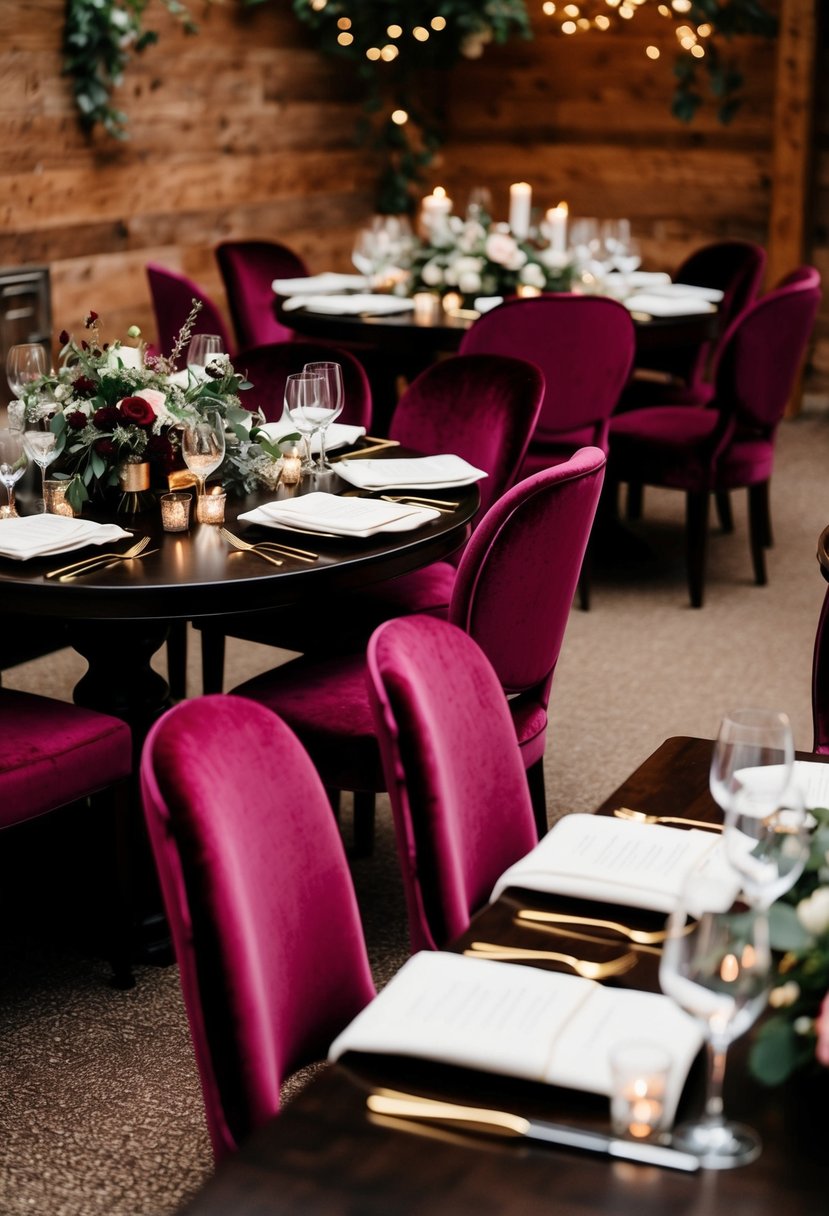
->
179, 737, 825, 1215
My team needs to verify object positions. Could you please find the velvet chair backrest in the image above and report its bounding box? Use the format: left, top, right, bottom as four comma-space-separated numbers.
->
458, 295, 634, 451
389, 354, 544, 522
367, 616, 538, 951
450, 448, 606, 700
216, 241, 309, 349
146, 263, 234, 369
140, 695, 375, 1161
774, 265, 822, 292
712, 271, 821, 434
234, 340, 373, 427
812, 578, 829, 754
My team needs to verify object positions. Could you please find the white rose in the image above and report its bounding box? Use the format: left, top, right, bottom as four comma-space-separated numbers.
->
485, 232, 520, 267
457, 269, 482, 294
796, 886, 829, 936
519, 262, 547, 288
420, 261, 444, 287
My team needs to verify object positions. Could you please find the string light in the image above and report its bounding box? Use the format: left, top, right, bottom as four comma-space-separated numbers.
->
337, 31, 353, 46
412, 26, 430, 41
542, 1, 556, 12
430, 16, 446, 29
386, 24, 402, 37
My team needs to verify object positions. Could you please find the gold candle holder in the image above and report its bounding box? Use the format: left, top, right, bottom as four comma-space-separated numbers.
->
280, 446, 302, 486
196, 487, 226, 525
160, 491, 192, 532
44, 479, 76, 518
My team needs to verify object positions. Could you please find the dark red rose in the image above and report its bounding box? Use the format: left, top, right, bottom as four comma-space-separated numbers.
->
146, 433, 176, 472
85, 311, 98, 327
93, 406, 120, 431
73, 375, 97, 395
66, 410, 88, 431
58, 330, 70, 345
81, 341, 89, 351
118, 396, 156, 427
94, 438, 116, 458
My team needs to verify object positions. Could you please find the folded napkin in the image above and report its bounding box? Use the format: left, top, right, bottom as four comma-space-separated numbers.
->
624, 293, 718, 318
473, 296, 504, 314
648, 282, 724, 304
329, 952, 701, 1120
257, 421, 366, 455
0, 515, 133, 561
794, 758, 829, 809
335, 454, 488, 492
490, 813, 737, 913
619, 271, 672, 290
281, 294, 415, 317
238, 491, 439, 538
272, 272, 368, 296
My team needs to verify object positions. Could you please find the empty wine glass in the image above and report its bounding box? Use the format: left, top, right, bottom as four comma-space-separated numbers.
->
181, 411, 226, 500
284, 372, 324, 474
710, 709, 795, 823
659, 871, 771, 1168
0, 427, 28, 518
186, 334, 224, 380
724, 781, 812, 910
303, 361, 343, 472
7, 343, 47, 431
22, 415, 59, 513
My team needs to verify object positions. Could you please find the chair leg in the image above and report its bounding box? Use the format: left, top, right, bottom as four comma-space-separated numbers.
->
526, 759, 548, 838
201, 628, 226, 695
748, 482, 771, 585
577, 542, 591, 612
166, 621, 188, 701
626, 482, 643, 521
93, 780, 136, 990
685, 491, 710, 608
715, 490, 734, 533
352, 791, 376, 858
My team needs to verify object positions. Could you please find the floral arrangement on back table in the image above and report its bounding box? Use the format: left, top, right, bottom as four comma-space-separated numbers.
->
19, 305, 287, 513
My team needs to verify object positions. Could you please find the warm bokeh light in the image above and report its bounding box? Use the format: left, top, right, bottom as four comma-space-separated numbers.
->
645, 45, 660, 59
337, 31, 353, 46
381, 44, 399, 60
564, 4, 580, 16
386, 24, 402, 37
542, 1, 556, 13
413, 26, 429, 41
337, 17, 351, 29
391, 109, 408, 125
366, 47, 381, 60
594, 13, 610, 28
691, 43, 705, 57
561, 20, 577, 34
430, 16, 447, 30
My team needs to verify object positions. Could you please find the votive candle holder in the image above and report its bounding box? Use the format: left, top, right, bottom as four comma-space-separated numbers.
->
44, 479, 76, 518
160, 491, 192, 532
196, 487, 226, 525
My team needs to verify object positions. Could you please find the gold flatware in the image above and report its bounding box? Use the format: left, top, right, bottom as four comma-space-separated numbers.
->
515, 910, 675, 946
379, 495, 456, 514
46, 536, 151, 580
464, 941, 636, 980
512, 917, 662, 956
58, 546, 158, 581
613, 806, 723, 832
331, 438, 401, 462
219, 527, 318, 564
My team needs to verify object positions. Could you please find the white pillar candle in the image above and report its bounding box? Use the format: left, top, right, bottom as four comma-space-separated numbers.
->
545, 202, 569, 253
421, 186, 453, 234
509, 182, 532, 240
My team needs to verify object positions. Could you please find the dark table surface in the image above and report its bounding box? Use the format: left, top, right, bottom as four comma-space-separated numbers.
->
179, 736, 827, 1216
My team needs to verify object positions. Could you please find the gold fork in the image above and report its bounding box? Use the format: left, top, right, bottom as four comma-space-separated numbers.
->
464, 941, 636, 980
379, 496, 457, 514
46, 536, 151, 580
613, 806, 723, 832
220, 527, 318, 564
515, 910, 676, 946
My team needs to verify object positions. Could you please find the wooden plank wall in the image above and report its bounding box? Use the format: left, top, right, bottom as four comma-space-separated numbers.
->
0, 1, 826, 393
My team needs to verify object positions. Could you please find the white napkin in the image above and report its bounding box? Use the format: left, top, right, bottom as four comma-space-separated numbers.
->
238, 491, 439, 538
272, 272, 368, 296
0, 515, 133, 561
618, 271, 672, 290
335, 454, 487, 492
256, 421, 366, 455
657, 282, 725, 303
473, 296, 504, 314
624, 293, 718, 318
793, 759, 829, 810
490, 813, 737, 913
281, 294, 415, 317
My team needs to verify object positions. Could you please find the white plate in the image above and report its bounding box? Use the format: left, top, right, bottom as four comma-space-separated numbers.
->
272, 273, 368, 295
238, 491, 439, 538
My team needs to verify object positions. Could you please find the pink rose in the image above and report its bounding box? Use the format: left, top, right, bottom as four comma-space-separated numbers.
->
816, 991, 829, 1067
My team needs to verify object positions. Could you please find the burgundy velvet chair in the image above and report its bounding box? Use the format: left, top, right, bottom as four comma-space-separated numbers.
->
232, 448, 607, 848
621, 239, 767, 410
140, 695, 375, 1160
608, 270, 821, 607
216, 240, 309, 350
232, 340, 372, 426
812, 534, 829, 754
0, 688, 133, 986
198, 353, 543, 695
367, 616, 538, 951
146, 262, 234, 369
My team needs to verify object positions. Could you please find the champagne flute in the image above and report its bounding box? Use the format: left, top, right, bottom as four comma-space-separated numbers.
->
659, 872, 771, 1168
6, 343, 47, 431
0, 427, 28, 518
303, 361, 343, 472
186, 334, 224, 380
182, 411, 226, 501
284, 372, 324, 474
22, 415, 59, 513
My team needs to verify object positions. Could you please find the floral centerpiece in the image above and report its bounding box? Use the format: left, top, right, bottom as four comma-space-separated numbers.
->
19, 307, 290, 513
406, 212, 572, 303
749, 804, 829, 1086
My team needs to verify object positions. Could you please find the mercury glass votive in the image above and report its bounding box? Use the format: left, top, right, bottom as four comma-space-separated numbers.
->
196, 487, 226, 525
413, 292, 441, 324
280, 446, 302, 486
160, 491, 192, 532
609, 1042, 671, 1141
44, 479, 76, 518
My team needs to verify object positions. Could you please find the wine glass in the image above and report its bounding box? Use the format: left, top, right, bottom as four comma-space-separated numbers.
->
284, 372, 324, 474
186, 334, 224, 380
0, 427, 28, 518
659, 871, 771, 1168
6, 343, 47, 431
303, 361, 343, 472
22, 415, 59, 513
710, 709, 795, 824
724, 780, 812, 910
181, 411, 226, 501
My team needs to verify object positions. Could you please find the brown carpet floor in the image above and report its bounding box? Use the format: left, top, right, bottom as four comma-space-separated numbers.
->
0, 407, 827, 1215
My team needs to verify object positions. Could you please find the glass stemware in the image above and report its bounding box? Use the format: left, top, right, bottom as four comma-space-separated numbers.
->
186, 334, 224, 380
659, 872, 771, 1168
6, 342, 47, 431
303, 361, 343, 473
284, 372, 324, 474
181, 411, 226, 501
22, 415, 58, 513
0, 427, 28, 518
710, 709, 795, 823
724, 782, 811, 910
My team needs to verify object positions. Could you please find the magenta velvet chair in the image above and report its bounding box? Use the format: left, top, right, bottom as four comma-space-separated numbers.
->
146, 262, 235, 368
233, 340, 372, 426
216, 240, 309, 350
621, 239, 767, 410
140, 695, 375, 1160
608, 270, 821, 607
812, 533, 829, 755
459, 294, 635, 466
367, 616, 538, 951
0, 688, 133, 986
232, 448, 607, 847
